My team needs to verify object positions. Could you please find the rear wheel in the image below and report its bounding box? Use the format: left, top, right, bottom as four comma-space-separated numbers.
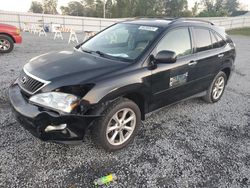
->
91, 98, 141, 151
203, 71, 227, 103
0, 35, 14, 53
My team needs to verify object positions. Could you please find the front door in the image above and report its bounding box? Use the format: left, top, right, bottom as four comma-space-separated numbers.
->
149, 27, 197, 111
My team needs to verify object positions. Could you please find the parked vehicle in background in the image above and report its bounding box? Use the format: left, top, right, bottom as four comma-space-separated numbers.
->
0, 23, 22, 53
9, 18, 236, 151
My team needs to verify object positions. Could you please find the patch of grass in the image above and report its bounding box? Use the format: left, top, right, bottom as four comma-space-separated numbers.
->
227, 27, 250, 36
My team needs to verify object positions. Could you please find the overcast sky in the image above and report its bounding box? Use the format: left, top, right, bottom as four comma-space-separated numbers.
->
0, 0, 249, 13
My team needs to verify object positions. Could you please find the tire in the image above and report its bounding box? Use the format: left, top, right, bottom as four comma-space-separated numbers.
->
91, 98, 141, 152
0, 35, 14, 53
203, 71, 227, 103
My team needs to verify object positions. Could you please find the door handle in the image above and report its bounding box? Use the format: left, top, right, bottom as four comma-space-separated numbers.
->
218, 54, 224, 58
188, 61, 197, 66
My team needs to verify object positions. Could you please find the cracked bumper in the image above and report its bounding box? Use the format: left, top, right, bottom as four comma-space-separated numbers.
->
8, 84, 99, 144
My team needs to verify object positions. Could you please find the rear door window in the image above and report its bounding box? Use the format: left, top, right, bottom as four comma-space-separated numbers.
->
194, 28, 212, 52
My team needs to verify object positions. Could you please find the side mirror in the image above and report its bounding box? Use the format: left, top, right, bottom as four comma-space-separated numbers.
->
155, 50, 177, 64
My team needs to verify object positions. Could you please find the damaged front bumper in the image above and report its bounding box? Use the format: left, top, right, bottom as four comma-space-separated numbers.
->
9, 84, 100, 144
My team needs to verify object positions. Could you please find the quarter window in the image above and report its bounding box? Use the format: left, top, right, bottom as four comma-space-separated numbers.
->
194, 28, 212, 52
156, 28, 192, 58
214, 32, 226, 47
210, 31, 220, 48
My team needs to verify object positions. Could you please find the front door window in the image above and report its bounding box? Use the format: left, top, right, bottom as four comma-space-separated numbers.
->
156, 28, 192, 58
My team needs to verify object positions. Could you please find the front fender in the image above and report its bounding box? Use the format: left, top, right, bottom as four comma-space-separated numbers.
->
82, 67, 152, 105
98, 83, 151, 104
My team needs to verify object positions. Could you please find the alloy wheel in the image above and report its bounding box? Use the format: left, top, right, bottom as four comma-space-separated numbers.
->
106, 108, 136, 146
0, 39, 11, 51
212, 76, 225, 100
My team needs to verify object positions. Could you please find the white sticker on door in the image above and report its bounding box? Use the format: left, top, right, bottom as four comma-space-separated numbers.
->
169, 72, 189, 87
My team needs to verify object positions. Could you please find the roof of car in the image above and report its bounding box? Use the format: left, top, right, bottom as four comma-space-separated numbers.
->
123, 18, 214, 28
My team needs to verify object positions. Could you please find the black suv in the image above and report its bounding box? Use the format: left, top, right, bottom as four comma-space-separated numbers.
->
9, 18, 236, 151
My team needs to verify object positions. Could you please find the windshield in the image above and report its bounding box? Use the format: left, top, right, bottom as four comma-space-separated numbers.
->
81, 23, 162, 62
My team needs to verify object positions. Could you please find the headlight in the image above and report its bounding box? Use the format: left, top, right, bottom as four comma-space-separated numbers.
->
29, 92, 79, 113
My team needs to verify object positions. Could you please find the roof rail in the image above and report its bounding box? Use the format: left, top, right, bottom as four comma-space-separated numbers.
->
170, 18, 214, 25
133, 16, 175, 20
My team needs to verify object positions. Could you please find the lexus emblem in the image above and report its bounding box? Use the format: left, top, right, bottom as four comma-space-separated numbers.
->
21, 76, 27, 84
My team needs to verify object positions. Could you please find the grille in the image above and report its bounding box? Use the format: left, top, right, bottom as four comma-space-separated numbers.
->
18, 70, 48, 94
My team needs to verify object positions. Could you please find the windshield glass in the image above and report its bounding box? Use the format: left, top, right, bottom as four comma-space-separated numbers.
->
81, 23, 162, 62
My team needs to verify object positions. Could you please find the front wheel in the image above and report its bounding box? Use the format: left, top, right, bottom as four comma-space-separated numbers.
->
203, 71, 227, 103
0, 35, 14, 53
91, 98, 141, 151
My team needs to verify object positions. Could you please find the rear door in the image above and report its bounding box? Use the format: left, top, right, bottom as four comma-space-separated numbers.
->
187, 27, 222, 93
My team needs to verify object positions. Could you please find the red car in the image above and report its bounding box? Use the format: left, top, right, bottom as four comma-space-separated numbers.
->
0, 23, 22, 53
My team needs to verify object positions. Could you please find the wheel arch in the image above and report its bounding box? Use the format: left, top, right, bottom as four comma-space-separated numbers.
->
123, 92, 146, 120
219, 56, 234, 82
221, 67, 231, 81
88, 84, 150, 120
0, 33, 15, 43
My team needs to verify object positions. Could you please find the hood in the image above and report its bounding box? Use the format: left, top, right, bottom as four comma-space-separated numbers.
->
24, 50, 128, 87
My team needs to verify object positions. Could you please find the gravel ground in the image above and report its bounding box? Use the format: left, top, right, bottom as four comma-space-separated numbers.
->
0, 32, 250, 188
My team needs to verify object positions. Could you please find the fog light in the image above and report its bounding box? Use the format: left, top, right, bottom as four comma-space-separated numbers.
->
44, 124, 67, 132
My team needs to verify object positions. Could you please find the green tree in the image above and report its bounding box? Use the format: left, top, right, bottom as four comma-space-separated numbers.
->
164, 0, 189, 17
60, 0, 242, 18
109, 0, 165, 18
182, 10, 193, 17
60, 6, 69, 15
215, 0, 224, 10
60, 1, 85, 16
135, 0, 165, 17
105, 0, 114, 18
202, 0, 214, 12
192, 1, 199, 16
81, 0, 97, 17
199, 0, 229, 17
29, 1, 43, 13
95, 0, 105, 17
134, 0, 152, 17
82, 0, 96, 7
43, 0, 58, 14
225, 0, 239, 14
111, 0, 130, 18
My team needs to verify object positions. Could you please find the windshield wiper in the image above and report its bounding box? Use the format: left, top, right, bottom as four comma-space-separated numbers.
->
80, 48, 131, 62
96, 51, 132, 62
95, 51, 107, 57
80, 48, 107, 57
80, 47, 93, 54
92, 50, 112, 59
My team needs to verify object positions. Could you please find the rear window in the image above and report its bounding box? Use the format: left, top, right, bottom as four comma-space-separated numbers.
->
194, 28, 212, 52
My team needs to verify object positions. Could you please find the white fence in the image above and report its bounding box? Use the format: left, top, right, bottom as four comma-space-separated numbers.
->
201, 17, 250, 30
0, 10, 250, 32
0, 11, 120, 32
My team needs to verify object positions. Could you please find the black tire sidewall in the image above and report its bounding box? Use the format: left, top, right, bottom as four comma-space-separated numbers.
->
95, 99, 141, 151
0, 35, 14, 53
